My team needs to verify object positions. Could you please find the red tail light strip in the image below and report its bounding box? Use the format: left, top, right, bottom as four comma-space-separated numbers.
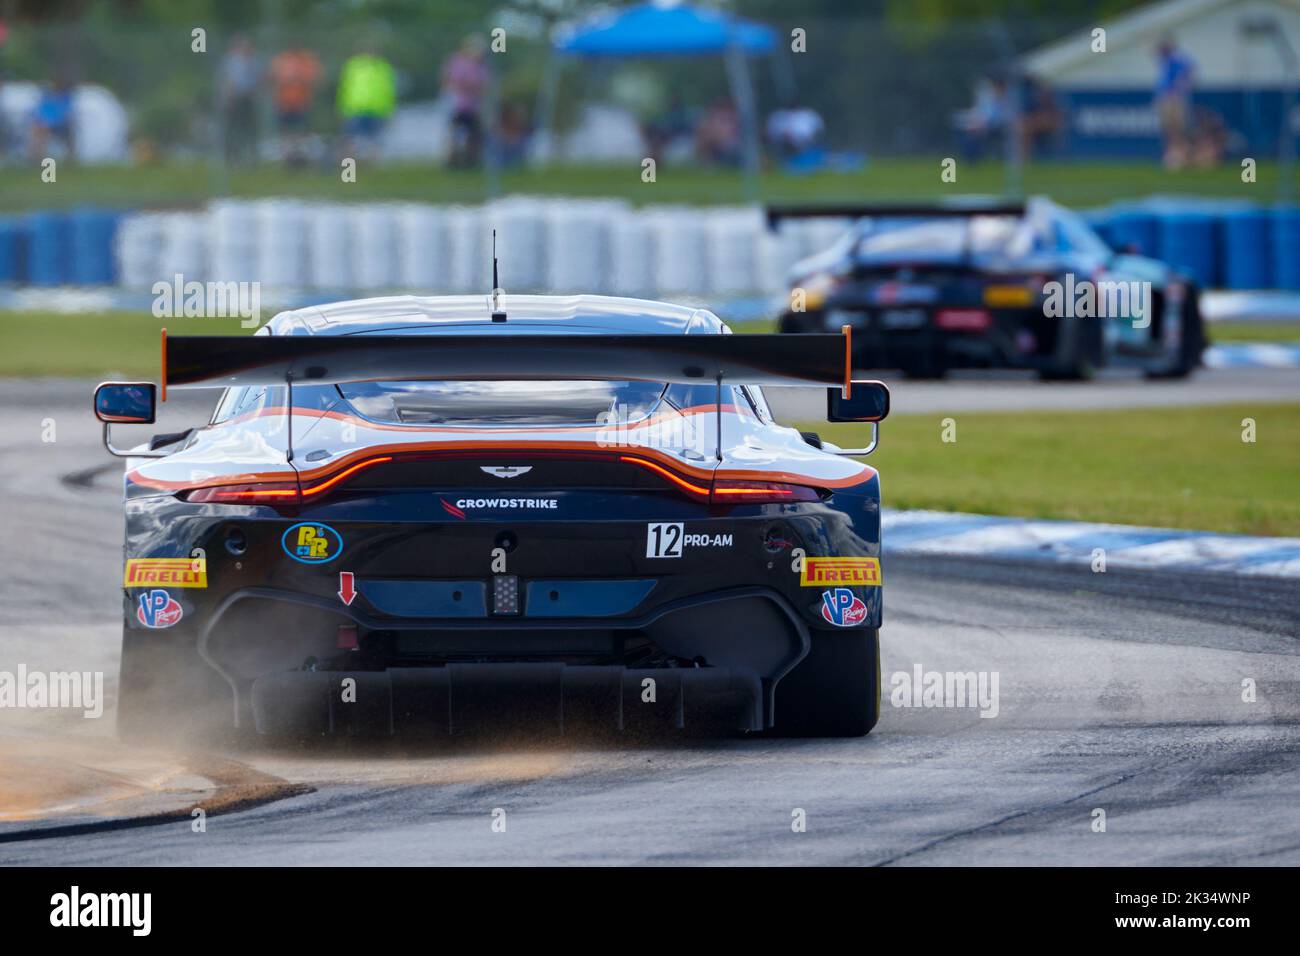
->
300, 455, 393, 497
163, 448, 859, 503
185, 482, 299, 503
185, 455, 393, 504
618, 455, 711, 500
619, 455, 818, 504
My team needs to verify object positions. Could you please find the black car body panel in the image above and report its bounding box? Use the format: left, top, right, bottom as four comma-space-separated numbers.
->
109, 295, 886, 737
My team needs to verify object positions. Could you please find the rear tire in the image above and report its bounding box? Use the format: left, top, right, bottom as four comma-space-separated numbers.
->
1145, 286, 1205, 380
1040, 316, 1101, 381
771, 628, 880, 737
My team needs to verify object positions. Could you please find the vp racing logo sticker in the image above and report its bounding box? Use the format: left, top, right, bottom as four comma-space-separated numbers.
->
136, 589, 183, 628
820, 587, 867, 627
282, 523, 343, 564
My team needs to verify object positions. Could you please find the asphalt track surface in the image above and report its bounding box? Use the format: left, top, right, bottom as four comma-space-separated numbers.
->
0, 378, 1297, 865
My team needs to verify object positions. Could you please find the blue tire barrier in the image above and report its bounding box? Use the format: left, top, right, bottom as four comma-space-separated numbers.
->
1081, 211, 1114, 248
1105, 211, 1159, 257
25, 211, 71, 286
69, 208, 120, 285
1221, 209, 1272, 290
1271, 208, 1300, 291
1158, 212, 1217, 287
0, 219, 26, 282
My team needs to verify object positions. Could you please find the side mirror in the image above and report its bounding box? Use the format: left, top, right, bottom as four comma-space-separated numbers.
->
827, 380, 890, 422
94, 382, 170, 458
94, 382, 156, 424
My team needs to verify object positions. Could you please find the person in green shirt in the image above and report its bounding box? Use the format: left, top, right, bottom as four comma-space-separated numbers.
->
337, 43, 396, 160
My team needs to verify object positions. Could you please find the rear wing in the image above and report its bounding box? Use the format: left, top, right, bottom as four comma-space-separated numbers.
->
92, 327, 885, 463
765, 201, 1027, 230
163, 331, 851, 391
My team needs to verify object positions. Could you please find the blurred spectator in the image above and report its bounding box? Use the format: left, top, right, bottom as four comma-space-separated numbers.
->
1154, 35, 1195, 170
271, 46, 322, 167
494, 102, 531, 167
643, 93, 693, 163
440, 35, 488, 168
338, 43, 396, 162
695, 98, 741, 166
766, 102, 825, 163
29, 75, 75, 160
1190, 105, 1227, 168
219, 35, 261, 165
956, 73, 1010, 161
1018, 77, 1062, 161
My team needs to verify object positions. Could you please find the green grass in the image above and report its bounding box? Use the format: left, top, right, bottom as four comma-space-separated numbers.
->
1, 158, 1290, 211
810, 403, 1300, 537
0, 311, 255, 378
1209, 321, 1300, 344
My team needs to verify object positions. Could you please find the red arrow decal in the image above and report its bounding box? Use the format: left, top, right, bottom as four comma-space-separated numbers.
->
338, 571, 356, 606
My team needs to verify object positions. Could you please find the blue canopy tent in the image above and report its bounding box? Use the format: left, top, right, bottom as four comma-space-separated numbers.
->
535, 2, 781, 196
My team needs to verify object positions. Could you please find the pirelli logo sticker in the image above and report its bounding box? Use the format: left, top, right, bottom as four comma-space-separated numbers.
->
800, 556, 881, 587
124, 558, 207, 589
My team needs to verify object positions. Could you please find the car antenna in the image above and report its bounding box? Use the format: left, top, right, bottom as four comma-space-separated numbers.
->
490, 229, 507, 323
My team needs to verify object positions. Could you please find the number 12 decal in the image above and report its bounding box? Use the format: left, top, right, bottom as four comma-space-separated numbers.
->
646, 522, 683, 558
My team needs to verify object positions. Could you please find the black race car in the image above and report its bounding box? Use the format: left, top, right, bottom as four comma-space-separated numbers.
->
93, 295, 890, 740
771, 197, 1205, 380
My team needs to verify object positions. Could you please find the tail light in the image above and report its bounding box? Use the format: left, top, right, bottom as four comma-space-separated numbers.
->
619, 455, 820, 505
185, 481, 300, 503
936, 308, 992, 331
182, 452, 818, 507
182, 456, 393, 504
711, 480, 820, 504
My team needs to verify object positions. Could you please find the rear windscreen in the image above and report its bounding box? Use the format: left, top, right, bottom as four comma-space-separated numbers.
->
856, 215, 1024, 258
338, 380, 667, 425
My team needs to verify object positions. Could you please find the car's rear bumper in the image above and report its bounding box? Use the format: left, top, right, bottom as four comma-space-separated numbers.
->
199, 584, 813, 733
252, 662, 765, 735
122, 494, 881, 735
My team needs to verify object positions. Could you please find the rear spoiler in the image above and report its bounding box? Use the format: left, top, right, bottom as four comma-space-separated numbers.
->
164, 331, 851, 391
765, 201, 1027, 230
101, 328, 884, 465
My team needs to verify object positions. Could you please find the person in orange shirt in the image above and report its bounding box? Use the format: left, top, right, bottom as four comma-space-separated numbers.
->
271, 47, 322, 166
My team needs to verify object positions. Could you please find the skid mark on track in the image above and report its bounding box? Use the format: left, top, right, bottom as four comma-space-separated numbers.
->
864, 759, 1184, 866
59, 461, 117, 490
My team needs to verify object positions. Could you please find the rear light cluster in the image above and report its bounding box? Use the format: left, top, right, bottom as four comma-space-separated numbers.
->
180, 452, 818, 506
185, 481, 299, 504
618, 455, 820, 505
182, 456, 392, 504
935, 308, 992, 331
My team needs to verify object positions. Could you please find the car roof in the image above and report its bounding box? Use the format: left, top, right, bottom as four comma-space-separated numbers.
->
265, 294, 727, 337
